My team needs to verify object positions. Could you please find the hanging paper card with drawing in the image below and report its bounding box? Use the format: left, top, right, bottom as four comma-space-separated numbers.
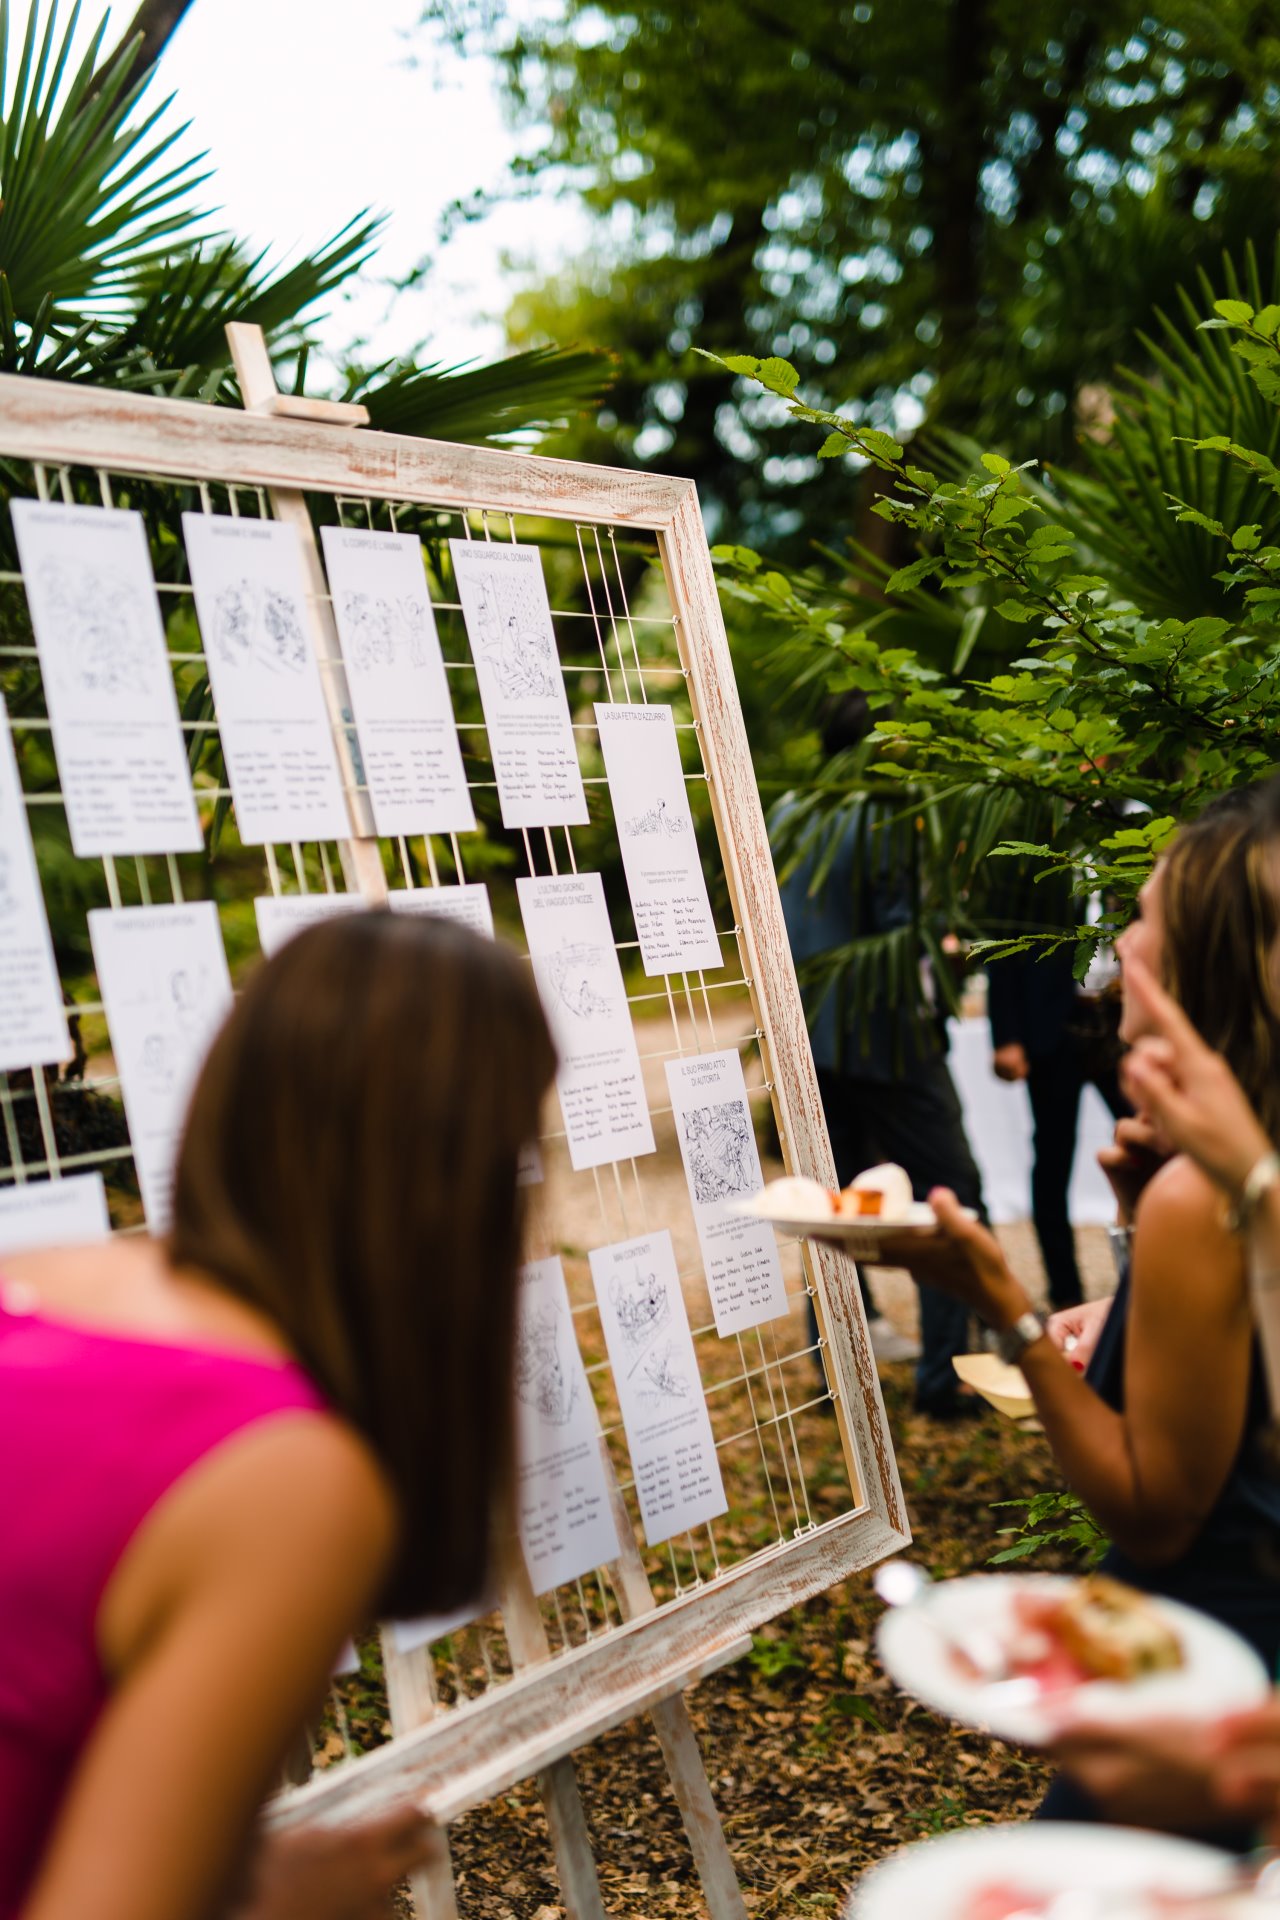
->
182, 515, 350, 846
595, 702, 720, 976
449, 540, 587, 828
11, 502, 202, 857
517, 872, 654, 1170
591, 1229, 727, 1545
89, 903, 232, 1229
515, 1256, 620, 1592
666, 1048, 788, 1335
0, 696, 71, 1071
320, 526, 474, 837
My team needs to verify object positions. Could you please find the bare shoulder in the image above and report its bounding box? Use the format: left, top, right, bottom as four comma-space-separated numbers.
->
106, 1410, 398, 1661
1136, 1152, 1231, 1237
186, 1411, 398, 1567
1131, 1153, 1245, 1311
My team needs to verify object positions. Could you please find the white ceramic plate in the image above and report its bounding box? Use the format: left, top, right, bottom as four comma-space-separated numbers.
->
875, 1573, 1269, 1747
734, 1195, 975, 1259
849, 1821, 1240, 1920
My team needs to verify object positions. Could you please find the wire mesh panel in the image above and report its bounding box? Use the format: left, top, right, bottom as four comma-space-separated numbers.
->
0, 371, 908, 1844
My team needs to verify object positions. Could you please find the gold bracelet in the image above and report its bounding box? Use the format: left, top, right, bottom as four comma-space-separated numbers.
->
1227, 1150, 1280, 1235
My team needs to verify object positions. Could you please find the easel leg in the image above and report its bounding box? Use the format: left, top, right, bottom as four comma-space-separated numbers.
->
601, 1445, 748, 1918
538, 1757, 608, 1920
649, 1696, 748, 1920
406, 1829, 460, 1920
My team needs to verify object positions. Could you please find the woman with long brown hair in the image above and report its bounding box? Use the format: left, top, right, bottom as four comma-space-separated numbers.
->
882, 781, 1280, 1832
0, 912, 556, 1920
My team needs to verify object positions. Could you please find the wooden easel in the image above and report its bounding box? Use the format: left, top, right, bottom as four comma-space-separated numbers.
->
0, 331, 910, 1916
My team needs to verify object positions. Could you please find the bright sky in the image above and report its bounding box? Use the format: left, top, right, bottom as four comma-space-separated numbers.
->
19, 0, 587, 376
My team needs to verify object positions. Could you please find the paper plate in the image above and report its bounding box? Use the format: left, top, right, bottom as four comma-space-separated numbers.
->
875, 1572, 1270, 1747
952, 1351, 1035, 1420
849, 1821, 1239, 1920
734, 1195, 974, 1260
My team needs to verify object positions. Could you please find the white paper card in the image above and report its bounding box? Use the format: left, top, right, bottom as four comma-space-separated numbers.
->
254, 892, 367, 957
0, 698, 70, 1070
390, 1594, 490, 1657
181, 515, 350, 846
665, 1049, 788, 1335
517, 1142, 544, 1187
89, 903, 233, 1229
517, 873, 654, 1170
515, 1255, 620, 1593
590, 1229, 727, 1546
389, 883, 494, 939
594, 703, 720, 976
449, 540, 587, 828
0, 1172, 110, 1252
11, 502, 203, 858
320, 527, 475, 837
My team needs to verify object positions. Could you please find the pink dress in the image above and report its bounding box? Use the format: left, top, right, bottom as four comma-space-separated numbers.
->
0, 1290, 325, 1915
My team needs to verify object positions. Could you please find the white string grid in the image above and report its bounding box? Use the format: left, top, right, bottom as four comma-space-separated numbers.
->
0, 459, 857, 1723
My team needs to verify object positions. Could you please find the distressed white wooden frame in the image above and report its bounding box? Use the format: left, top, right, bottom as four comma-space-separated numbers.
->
0, 369, 909, 1833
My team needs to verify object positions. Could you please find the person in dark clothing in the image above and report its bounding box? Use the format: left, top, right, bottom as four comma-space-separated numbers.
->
772, 694, 988, 1416
988, 943, 1129, 1308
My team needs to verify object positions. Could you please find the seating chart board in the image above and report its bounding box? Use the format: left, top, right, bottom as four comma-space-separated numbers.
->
0, 334, 907, 1920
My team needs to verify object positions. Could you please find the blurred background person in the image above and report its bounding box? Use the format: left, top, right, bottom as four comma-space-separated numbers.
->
772, 691, 988, 1418
988, 884, 1129, 1311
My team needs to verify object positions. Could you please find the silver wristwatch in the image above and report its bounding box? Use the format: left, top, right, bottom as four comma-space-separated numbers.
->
996, 1309, 1048, 1368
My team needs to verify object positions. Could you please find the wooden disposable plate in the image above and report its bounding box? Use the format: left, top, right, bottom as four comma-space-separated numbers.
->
952, 1350, 1035, 1420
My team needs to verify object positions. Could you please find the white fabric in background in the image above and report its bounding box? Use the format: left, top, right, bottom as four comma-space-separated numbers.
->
946, 1017, 1118, 1228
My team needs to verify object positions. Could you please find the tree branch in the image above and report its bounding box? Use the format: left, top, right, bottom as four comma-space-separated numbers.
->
107, 0, 200, 93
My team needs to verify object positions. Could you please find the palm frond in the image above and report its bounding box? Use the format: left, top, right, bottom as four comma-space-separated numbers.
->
0, 0, 214, 320
351, 345, 612, 442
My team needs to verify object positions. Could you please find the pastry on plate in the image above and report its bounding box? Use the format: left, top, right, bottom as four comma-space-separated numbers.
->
754, 1174, 838, 1220
1012, 1576, 1184, 1685
836, 1161, 914, 1222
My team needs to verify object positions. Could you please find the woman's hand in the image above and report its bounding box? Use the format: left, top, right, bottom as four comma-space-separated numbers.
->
1046, 1295, 1112, 1371
1097, 1114, 1168, 1228
1121, 956, 1272, 1197
231, 1807, 442, 1920
1210, 1697, 1280, 1838
1047, 1719, 1227, 1835
1050, 1699, 1280, 1840
876, 1189, 1030, 1329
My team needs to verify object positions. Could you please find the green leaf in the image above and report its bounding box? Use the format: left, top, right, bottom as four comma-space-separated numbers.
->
980, 453, 1011, 475
884, 555, 940, 594
858, 427, 904, 461
994, 600, 1038, 622
1232, 524, 1263, 551
757, 355, 800, 392
817, 430, 851, 459
1213, 299, 1255, 326
710, 543, 762, 573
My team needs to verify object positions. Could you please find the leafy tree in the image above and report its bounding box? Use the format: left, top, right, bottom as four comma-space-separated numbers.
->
426, 0, 1280, 548
707, 264, 1280, 983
